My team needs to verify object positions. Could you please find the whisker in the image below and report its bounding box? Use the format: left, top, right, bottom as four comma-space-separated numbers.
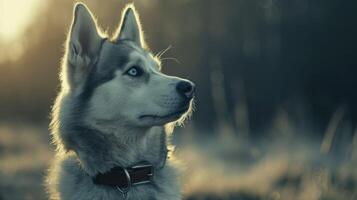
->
160, 57, 180, 64
156, 45, 172, 59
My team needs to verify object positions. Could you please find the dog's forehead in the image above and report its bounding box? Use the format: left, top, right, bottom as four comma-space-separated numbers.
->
99, 40, 136, 68
86, 40, 160, 93
80, 41, 148, 100
98, 40, 158, 71
128, 49, 160, 71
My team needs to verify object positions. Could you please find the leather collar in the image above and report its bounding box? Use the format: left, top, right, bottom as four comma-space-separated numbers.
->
93, 162, 154, 189
92, 149, 168, 198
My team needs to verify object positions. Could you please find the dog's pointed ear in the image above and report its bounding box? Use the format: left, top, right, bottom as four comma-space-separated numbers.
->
69, 3, 102, 59
114, 5, 144, 47
65, 3, 103, 89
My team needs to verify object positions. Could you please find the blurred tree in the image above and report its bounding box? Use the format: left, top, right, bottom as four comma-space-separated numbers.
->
0, 0, 356, 139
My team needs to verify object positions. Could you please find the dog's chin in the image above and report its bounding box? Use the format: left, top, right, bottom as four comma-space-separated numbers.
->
138, 107, 189, 126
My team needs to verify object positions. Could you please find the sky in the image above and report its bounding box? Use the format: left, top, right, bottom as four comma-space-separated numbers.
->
0, 0, 46, 62
0, 0, 44, 43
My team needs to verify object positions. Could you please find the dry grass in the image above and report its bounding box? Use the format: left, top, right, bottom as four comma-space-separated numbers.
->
0, 123, 52, 200
0, 122, 356, 200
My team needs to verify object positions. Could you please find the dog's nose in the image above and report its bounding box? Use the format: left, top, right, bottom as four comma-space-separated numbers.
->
176, 81, 195, 99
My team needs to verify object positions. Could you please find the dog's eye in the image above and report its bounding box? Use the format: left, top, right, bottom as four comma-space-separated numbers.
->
126, 66, 143, 77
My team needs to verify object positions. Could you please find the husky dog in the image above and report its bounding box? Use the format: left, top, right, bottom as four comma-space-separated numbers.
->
46, 3, 195, 200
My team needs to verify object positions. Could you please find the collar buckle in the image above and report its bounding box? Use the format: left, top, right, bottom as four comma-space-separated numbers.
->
115, 168, 131, 199
130, 163, 154, 186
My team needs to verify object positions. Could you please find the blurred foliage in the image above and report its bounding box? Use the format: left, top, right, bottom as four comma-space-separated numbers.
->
1, 1, 357, 199
1, 0, 357, 137
0, 123, 356, 200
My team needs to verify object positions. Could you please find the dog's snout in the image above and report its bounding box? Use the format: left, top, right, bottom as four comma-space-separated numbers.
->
176, 81, 195, 99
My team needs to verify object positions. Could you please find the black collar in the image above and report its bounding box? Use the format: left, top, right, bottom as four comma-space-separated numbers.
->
92, 150, 168, 198
93, 162, 154, 189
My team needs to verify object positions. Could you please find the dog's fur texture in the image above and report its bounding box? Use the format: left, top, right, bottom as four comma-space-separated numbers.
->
46, 3, 194, 200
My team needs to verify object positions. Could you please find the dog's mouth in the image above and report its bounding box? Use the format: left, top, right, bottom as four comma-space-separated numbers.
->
139, 106, 189, 121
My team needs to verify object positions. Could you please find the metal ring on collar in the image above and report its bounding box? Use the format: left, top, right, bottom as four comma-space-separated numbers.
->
115, 168, 131, 199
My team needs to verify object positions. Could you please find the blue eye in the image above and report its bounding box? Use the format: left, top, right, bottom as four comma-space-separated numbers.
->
126, 66, 143, 77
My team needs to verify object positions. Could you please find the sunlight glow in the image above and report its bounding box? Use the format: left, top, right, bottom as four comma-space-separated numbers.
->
0, 0, 43, 43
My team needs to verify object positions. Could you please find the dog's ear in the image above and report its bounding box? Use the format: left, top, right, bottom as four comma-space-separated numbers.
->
65, 3, 102, 89
68, 3, 102, 59
114, 5, 144, 47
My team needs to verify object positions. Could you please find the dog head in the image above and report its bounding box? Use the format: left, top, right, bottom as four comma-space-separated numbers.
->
61, 3, 195, 128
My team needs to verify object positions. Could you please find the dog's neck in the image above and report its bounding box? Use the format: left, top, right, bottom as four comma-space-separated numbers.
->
64, 121, 168, 176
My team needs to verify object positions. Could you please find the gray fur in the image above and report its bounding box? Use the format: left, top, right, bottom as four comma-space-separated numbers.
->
115, 8, 144, 47
46, 3, 194, 200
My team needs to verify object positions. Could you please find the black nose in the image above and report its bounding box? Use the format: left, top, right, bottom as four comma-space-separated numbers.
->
176, 81, 195, 99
